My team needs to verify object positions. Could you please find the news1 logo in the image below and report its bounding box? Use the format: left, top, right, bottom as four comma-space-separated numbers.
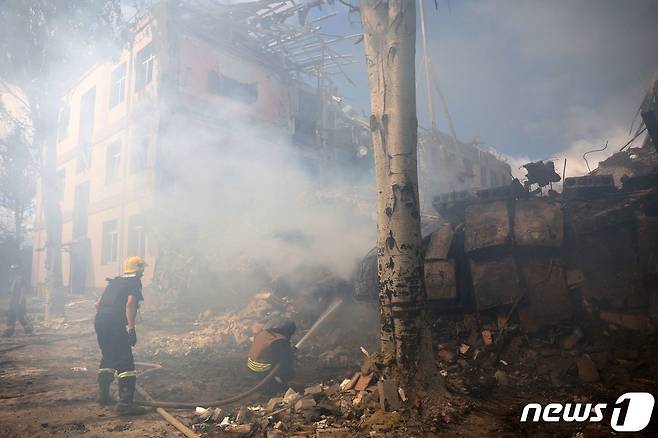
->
520, 392, 655, 432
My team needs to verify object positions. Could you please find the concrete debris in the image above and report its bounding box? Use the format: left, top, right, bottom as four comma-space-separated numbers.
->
316, 427, 351, 437
225, 424, 252, 434
560, 327, 584, 350
283, 388, 301, 404
437, 348, 456, 362
295, 397, 317, 412
481, 330, 493, 346
353, 373, 373, 391
522, 160, 561, 189
494, 370, 509, 385
148, 291, 296, 357
576, 355, 600, 383
304, 384, 324, 396
267, 397, 284, 411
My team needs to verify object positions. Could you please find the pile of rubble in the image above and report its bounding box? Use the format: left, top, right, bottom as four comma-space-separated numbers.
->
186, 355, 429, 437
147, 292, 295, 357
432, 309, 658, 399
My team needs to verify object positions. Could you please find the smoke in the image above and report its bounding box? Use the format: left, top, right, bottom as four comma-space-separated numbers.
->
420, 0, 658, 162
153, 110, 375, 285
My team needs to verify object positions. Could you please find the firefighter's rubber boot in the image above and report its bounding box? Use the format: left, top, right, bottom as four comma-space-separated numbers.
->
97, 369, 115, 405
115, 375, 151, 415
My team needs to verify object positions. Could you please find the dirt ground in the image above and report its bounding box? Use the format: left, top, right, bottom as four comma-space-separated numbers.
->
1, 298, 657, 437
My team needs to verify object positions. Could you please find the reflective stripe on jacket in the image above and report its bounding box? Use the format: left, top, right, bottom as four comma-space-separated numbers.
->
247, 330, 288, 373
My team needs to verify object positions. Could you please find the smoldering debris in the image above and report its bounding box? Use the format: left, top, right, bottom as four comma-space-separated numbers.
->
145, 290, 377, 363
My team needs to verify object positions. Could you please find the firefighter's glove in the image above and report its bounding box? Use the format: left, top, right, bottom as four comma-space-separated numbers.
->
128, 328, 137, 346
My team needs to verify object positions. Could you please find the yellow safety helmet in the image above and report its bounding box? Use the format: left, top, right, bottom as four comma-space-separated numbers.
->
124, 256, 147, 274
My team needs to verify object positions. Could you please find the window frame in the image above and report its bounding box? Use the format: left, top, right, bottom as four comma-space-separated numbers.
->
110, 62, 127, 107
101, 220, 119, 265
135, 43, 154, 91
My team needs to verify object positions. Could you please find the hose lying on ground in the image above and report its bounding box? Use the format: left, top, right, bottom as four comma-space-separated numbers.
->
133, 362, 280, 409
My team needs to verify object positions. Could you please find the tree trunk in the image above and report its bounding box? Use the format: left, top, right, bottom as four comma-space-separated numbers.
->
360, 0, 436, 394
31, 93, 65, 317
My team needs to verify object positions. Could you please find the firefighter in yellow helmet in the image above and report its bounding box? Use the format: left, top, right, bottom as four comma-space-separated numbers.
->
94, 256, 150, 415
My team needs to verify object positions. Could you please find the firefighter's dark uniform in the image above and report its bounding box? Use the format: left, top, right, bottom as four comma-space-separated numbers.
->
3, 268, 33, 337
94, 274, 143, 409
247, 326, 295, 392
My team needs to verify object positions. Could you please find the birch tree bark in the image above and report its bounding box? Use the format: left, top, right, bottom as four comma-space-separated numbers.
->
360, 0, 437, 393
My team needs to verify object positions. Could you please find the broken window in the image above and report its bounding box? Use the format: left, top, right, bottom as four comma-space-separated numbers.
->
131, 129, 149, 173
105, 139, 122, 183
292, 88, 319, 144
110, 62, 127, 107
135, 43, 154, 91
101, 220, 119, 265
127, 215, 146, 258
57, 104, 70, 142
208, 71, 258, 104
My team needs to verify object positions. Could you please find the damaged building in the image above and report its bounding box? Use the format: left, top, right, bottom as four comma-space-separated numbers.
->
418, 129, 512, 216
30, 1, 372, 295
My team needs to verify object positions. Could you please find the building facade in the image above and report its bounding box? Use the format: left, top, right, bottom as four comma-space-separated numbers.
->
31, 3, 370, 294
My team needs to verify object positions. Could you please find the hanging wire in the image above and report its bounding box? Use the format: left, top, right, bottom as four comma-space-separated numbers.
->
583, 140, 608, 173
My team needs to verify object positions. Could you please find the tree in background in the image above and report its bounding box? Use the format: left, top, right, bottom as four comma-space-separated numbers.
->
0, 1, 126, 316
0, 122, 38, 248
359, 0, 447, 408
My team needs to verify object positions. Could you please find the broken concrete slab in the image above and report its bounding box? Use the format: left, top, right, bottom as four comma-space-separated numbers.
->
267, 397, 284, 411
304, 384, 324, 396
295, 397, 317, 412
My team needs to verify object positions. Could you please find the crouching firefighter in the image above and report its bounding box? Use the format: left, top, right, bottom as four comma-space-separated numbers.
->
94, 256, 151, 415
247, 319, 296, 392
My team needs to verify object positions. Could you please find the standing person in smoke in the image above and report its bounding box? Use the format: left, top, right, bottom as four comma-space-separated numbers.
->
2, 264, 33, 337
94, 256, 151, 415
247, 319, 297, 393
